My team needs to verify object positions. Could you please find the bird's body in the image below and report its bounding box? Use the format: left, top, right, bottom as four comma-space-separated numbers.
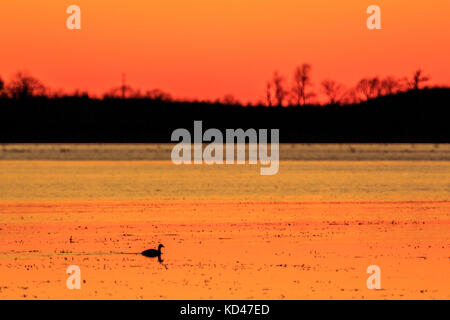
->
141, 249, 159, 257
141, 244, 164, 258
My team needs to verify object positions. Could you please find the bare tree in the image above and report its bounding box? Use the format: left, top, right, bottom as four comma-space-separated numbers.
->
321, 79, 345, 105
8, 72, 46, 98
130, 89, 143, 99
0, 76, 5, 98
266, 81, 272, 107
356, 77, 381, 100
356, 79, 371, 100
292, 64, 313, 105
368, 77, 381, 97
341, 88, 360, 104
221, 94, 240, 105
72, 89, 90, 98
272, 71, 288, 106
145, 89, 172, 101
410, 69, 430, 90
380, 76, 400, 95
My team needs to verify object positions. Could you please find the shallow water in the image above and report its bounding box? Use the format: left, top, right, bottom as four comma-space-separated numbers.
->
0, 201, 448, 299
0, 160, 448, 202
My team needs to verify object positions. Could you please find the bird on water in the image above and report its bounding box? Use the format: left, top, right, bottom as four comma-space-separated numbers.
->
141, 244, 164, 258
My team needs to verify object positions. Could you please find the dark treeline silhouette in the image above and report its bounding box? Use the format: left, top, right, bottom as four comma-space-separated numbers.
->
0, 69, 449, 143
265, 65, 432, 106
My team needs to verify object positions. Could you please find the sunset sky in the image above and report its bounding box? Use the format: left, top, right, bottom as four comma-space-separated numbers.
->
1, 0, 449, 102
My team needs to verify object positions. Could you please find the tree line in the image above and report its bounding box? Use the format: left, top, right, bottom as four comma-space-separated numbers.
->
265, 64, 431, 106
0, 67, 434, 106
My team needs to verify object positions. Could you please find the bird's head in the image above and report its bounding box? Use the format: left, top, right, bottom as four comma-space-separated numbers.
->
158, 244, 165, 250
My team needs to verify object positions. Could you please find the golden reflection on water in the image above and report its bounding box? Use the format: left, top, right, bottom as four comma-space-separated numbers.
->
0, 160, 448, 201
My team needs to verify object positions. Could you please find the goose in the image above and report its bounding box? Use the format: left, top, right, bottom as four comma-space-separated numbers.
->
141, 244, 164, 258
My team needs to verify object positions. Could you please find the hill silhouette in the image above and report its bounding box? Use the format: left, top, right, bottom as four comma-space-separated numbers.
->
0, 87, 449, 143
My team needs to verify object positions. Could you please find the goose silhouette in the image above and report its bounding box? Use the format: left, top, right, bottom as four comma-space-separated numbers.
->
141, 244, 164, 258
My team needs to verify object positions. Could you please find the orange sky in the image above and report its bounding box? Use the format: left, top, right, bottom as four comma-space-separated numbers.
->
1, 0, 449, 102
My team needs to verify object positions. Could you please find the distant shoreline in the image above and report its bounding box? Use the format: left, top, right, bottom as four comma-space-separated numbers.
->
1, 143, 449, 161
